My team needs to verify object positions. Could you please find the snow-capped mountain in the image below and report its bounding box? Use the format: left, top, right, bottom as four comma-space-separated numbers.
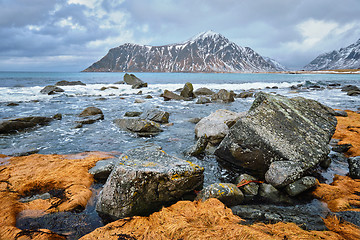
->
304, 38, 360, 70
263, 57, 287, 71
83, 31, 281, 73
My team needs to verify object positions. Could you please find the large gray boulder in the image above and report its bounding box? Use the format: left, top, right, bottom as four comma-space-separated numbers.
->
123, 73, 147, 89
0, 116, 53, 134
113, 118, 163, 137
96, 146, 204, 219
215, 92, 337, 187
195, 109, 244, 145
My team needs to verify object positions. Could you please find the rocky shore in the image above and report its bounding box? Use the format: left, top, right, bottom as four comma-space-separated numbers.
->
1, 74, 360, 239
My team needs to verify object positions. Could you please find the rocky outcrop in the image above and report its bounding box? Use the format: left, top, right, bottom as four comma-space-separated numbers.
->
55, 80, 86, 86
40, 85, 64, 95
0, 116, 53, 134
113, 118, 163, 137
215, 92, 337, 187
195, 183, 244, 207
123, 73, 147, 89
96, 146, 204, 219
195, 109, 244, 145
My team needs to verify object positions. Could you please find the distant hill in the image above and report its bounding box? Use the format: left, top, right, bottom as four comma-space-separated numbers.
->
83, 31, 283, 73
304, 38, 360, 70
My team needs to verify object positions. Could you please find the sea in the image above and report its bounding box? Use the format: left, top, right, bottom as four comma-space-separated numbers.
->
2, 72, 360, 237
0, 71, 359, 185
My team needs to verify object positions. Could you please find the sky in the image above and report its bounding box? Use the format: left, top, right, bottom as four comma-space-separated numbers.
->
1, 0, 360, 72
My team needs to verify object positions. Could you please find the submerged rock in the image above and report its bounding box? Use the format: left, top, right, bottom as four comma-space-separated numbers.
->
195, 183, 244, 207
96, 146, 204, 219
40, 85, 64, 95
215, 92, 337, 187
123, 73, 147, 89
0, 116, 53, 134
195, 109, 244, 145
113, 118, 163, 137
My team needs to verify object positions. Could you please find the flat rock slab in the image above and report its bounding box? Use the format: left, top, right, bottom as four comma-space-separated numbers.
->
215, 92, 337, 187
0, 116, 53, 134
96, 146, 204, 219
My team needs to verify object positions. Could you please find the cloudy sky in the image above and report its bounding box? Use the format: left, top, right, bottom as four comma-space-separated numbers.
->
1, 0, 360, 71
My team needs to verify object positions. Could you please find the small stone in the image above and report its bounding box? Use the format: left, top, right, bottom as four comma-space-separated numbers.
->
195, 183, 244, 207
284, 176, 317, 196
134, 98, 145, 103
348, 156, 360, 179
235, 174, 259, 201
332, 144, 352, 153
187, 136, 209, 156
196, 96, 211, 104
124, 111, 142, 117
53, 113, 62, 120
259, 183, 292, 204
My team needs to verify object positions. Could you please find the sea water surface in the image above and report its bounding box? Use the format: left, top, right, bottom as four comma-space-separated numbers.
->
0, 72, 359, 184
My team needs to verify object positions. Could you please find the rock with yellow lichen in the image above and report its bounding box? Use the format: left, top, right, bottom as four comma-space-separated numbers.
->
195, 183, 244, 207
96, 146, 204, 220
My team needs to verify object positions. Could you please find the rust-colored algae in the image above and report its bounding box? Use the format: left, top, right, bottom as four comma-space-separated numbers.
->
80, 198, 358, 240
0, 152, 112, 239
312, 175, 360, 212
333, 110, 360, 157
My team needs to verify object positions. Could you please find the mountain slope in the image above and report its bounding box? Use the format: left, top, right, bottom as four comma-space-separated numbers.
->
304, 39, 360, 70
84, 31, 281, 73
263, 57, 287, 71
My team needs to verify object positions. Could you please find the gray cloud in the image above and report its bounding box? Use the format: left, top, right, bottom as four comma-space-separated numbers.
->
0, 0, 359, 71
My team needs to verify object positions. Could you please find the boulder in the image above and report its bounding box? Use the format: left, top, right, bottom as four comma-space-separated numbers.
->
0, 116, 53, 134
79, 107, 103, 117
180, 82, 195, 98
76, 107, 104, 127
348, 156, 360, 179
141, 109, 170, 123
113, 118, 163, 137
55, 80, 86, 86
259, 183, 292, 204
236, 91, 254, 98
1, 147, 40, 156
194, 87, 214, 96
215, 92, 337, 187
195, 183, 244, 207
284, 176, 317, 196
211, 89, 235, 103
89, 158, 117, 182
341, 85, 360, 92
196, 96, 211, 104
96, 146, 204, 219
40, 85, 64, 95
235, 174, 259, 201
161, 90, 185, 101
123, 73, 147, 89
195, 109, 244, 145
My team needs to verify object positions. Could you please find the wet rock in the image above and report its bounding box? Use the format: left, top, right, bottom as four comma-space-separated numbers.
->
320, 157, 332, 169
53, 113, 62, 120
332, 144, 352, 153
144, 95, 153, 99
89, 158, 117, 182
55, 80, 86, 86
236, 91, 254, 98
180, 82, 195, 98
285, 176, 317, 196
195, 109, 244, 145
19, 192, 51, 203
124, 111, 142, 117
123, 73, 147, 89
196, 96, 211, 104
215, 92, 337, 187
335, 211, 360, 228
141, 109, 170, 123
113, 118, 163, 137
235, 174, 259, 201
341, 85, 360, 92
187, 136, 209, 156
259, 183, 292, 204
0, 116, 53, 134
328, 83, 341, 87
231, 199, 329, 230
76, 107, 104, 127
137, 90, 143, 95
7, 102, 19, 106
40, 85, 65, 95
134, 98, 145, 103
195, 183, 244, 207
96, 146, 204, 219
348, 156, 360, 179
211, 89, 235, 103
114, 81, 125, 84
347, 90, 360, 96
194, 87, 214, 96
334, 110, 348, 117
161, 90, 185, 101
79, 107, 103, 117
188, 117, 202, 124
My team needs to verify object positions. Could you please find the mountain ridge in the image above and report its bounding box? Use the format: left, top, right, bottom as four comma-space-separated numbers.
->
83, 31, 285, 73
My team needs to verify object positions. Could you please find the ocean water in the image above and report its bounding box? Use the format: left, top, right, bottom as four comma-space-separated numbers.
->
0, 72, 359, 185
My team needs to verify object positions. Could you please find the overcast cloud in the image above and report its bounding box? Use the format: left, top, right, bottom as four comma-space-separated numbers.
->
0, 0, 359, 71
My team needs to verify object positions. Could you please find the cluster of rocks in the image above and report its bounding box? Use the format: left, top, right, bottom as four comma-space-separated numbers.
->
188, 92, 338, 208
341, 85, 360, 96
